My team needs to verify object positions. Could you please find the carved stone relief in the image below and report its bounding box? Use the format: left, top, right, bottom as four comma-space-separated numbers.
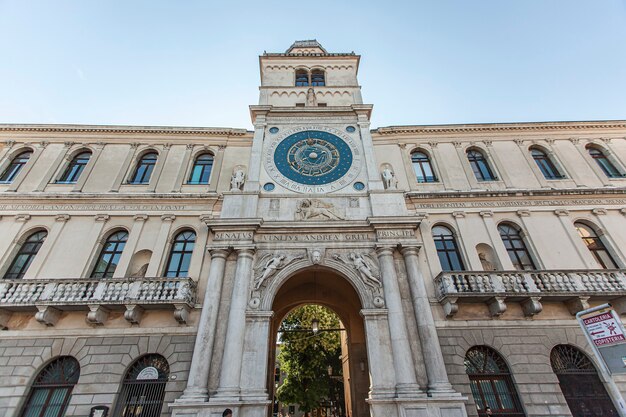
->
295, 199, 344, 221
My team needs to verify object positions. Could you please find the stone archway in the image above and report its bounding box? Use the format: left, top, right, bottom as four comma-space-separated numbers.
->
268, 266, 371, 417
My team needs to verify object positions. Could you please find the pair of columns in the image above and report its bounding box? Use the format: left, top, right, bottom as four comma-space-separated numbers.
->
180, 247, 259, 402
373, 245, 455, 397
180, 244, 455, 402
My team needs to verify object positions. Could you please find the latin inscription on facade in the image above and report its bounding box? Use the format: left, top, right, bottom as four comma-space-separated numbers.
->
256, 233, 373, 243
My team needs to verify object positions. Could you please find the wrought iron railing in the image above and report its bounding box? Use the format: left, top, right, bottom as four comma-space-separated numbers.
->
434, 269, 626, 318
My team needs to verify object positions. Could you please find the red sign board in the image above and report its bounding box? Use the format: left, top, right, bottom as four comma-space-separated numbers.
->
583, 312, 626, 347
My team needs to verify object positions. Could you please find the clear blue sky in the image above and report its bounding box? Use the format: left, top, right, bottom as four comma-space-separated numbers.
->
1, 0, 625, 129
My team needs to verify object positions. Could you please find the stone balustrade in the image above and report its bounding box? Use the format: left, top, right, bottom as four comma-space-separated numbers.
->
0, 277, 196, 327
434, 269, 626, 318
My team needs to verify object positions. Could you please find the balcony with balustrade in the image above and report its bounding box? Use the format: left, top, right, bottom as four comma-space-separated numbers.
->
0, 276, 196, 328
434, 269, 626, 318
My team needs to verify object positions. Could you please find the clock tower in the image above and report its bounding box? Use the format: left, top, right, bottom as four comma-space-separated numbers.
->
222, 40, 404, 220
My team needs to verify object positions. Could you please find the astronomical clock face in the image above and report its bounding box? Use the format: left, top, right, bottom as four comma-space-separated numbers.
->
264, 126, 362, 193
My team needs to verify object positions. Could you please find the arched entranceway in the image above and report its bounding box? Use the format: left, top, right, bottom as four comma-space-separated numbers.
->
268, 267, 370, 417
550, 344, 618, 417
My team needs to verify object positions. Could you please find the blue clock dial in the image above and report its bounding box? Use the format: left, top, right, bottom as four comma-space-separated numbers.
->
274, 130, 353, 185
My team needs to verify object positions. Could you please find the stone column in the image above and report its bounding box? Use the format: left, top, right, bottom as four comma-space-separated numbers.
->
357, 117, 383, 190
479, 211, 515, 270
240, 310, 273, 400
180, 248, 230, 401
208, 145, 226, 193
375, 246, 422, 397
172, 144, 195, 192
515, 139, 550, 189
110, 143, 139, 191
213, 247, 255, 400
35, 142, 73, 192
0, 214, 31, 268
451, 211, 481, 270
360, 309, 396, 399
400, 246, 456, 395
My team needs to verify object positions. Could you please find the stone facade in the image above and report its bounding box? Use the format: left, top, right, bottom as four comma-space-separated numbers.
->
0, 40, 626, 417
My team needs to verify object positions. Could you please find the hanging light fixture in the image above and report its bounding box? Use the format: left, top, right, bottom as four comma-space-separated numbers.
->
311, 318, 319, 333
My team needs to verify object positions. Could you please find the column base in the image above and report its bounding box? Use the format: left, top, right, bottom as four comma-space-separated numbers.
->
427, 382, 462, 397
170, 398, 271, 417
368, 395, 468, 417
396, 382, 427, 399
176, 387, 209, 403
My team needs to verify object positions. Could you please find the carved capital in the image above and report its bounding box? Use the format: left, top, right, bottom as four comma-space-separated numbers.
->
39, 141, 49, 148
516, 210, 531, 218
86, 305, 109, 325
35, 305, 61, 326
452, 141, 463, 148
133, 214, 149, 222
130, 142, 140, 149
479, 211, 493, 218
569, 137, 580, 145
427, 141, 439, 149
235, 247, 256, 258
513, 139, 525, 147
374, 245, 395, 257
55, 214, 71, 222
399, 246, 420, 257
124, 305, 144, 324
4, 140, 15, 149
14, 214, 31, 222
452, 211, 466, 219
94, 214, 110, 222
209, 248, 231, 260
592, 208, 608, 216
163, 143, 172, 150
161, 214, 176, 222
63, 141, 75, 148
553, 209, 570, 217
398, 143, 407, 149
601, 137, 613, 144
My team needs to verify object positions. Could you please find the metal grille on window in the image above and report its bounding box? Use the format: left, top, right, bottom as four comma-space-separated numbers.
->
551, 344, 618, 417
20, 356, 80, 417
464, 346, 525, 417
113, 354, 169, 417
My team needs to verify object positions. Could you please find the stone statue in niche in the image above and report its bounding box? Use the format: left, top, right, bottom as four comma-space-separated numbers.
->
130, 263, 148, 278
478, 252, 496, 271
253, 253, 305, 290
230, 168, 246, 191
381, 166, 397, 190
305, 88, 317, 107
295, 199, 344, 221
334, 252, 382, 289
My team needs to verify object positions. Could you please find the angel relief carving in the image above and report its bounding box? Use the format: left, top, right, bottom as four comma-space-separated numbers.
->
253, 253, 305, 291
333, 252, 382, 290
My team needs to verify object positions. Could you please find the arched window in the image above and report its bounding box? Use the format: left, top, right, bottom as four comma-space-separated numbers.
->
498, 223, 536, 270
0, 150, 32, 183
165, 230, 196, 277
310, 69, 325, 86
4, 230, 47, 279
129, 152, 158, 184
91, 230, 129, 278
432, 225, 464, 271
465, 346, 525, 417
20, 356, 80, 417
295, 69, 309, 86
113, 354, 169, 417
574, 222, 617, 269
587, 146, 622, 178
551, 345, 618, 417
57, 151, 91, 183
467, 149, 496, 181
530, 147, 562, 179
188, 153, 213, 184
411, 151, 437, 183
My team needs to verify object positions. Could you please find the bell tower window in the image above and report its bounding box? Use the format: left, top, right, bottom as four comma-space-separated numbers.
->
295, 69, 309, 86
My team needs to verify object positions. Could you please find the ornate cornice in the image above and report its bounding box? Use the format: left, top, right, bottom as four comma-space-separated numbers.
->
374, 120, 626, 136
0, 124, 251, 137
